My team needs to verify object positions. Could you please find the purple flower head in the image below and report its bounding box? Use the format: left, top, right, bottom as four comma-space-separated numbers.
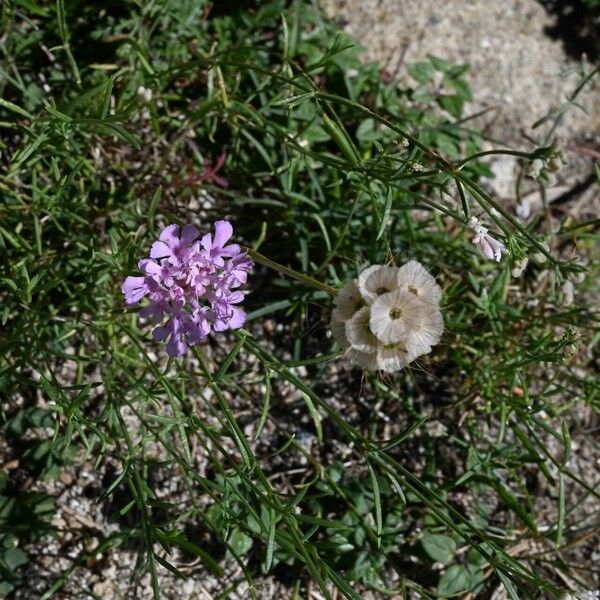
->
122, 221, 253, 357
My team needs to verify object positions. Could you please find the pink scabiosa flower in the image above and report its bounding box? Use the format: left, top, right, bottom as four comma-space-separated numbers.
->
122, 221, 253, 357
467, 217, 506, 262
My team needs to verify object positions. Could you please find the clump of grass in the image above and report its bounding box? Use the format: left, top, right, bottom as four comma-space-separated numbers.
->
1, 0, 599, 598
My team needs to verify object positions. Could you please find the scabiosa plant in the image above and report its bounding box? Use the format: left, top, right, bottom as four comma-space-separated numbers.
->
330, 261, 443, 372
122, 221, 253, 357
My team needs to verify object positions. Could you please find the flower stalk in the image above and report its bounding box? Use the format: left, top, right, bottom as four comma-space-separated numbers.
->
246, 248, 338, 296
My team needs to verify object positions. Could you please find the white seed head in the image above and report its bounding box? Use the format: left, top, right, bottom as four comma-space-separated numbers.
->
330, 308, 351, 350
344, 347, 379, 371
397, 260, 442, 305
345, 306, 379, 353
377, 342, 413, 373
404, 305, 444, 357
357, 264, 401, 303
369, 289, 428, 344
331, 261, 444, 372
333, 280, 364, 320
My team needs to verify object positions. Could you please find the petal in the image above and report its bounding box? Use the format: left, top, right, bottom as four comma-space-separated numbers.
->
332, 280, 363, 320
139, 259, 162, 276
398, 260, 442, 306
152, 326, 169, 341
121, 276, 148, 305
214, 150, 227, 171
212, 319, 228, 332
227, 307, 246, 329
122, 276, 145, 294
166, 336, 187, 357
369, 290, 425, 344
181, 224, 199, 243
213, 220, 233, 248
213, 174, 229, 188
200, 232, 213, 252
220, 243, 240, 257
405, 307, 444, 356
227, 291, 245, 304
159, 224, 180, 246
377, 343, 412, 373
150, 240, 174, 260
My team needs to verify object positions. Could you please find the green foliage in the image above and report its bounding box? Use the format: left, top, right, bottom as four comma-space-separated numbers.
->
0, 0, 598, 598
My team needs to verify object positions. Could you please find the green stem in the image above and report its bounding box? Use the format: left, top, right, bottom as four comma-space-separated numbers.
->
246, 247, 338, 296
455, 149, 535, 169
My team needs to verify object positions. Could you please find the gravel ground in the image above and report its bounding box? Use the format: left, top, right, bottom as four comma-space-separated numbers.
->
320, 0, 599, 146
321, 0, 600, 216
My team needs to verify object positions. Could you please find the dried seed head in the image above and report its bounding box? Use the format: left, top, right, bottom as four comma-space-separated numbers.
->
369, 289, 428, 344
330, 260, 444, 372
345, 306, 379, 353
357, 265, 401, 303
397, 260, 442, 305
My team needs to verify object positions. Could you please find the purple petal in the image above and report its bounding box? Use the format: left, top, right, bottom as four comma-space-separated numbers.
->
159, 224, 180, 246
122, 276, 148, 305
139, 259, 162, 276
140, 302, 165, 323
166, 336, 187, 357
228, 307, 246, 329
212, 319, 228, 332
213, 174, 229, 188
200, 232, 213, 252
181, 224, 199, 244
152, 326, 169, 341
228, 291, 245, 304
221, 243, 241, 257
187, 319, 211, 344
150, 240, 173, 260
213, 220, 233, 248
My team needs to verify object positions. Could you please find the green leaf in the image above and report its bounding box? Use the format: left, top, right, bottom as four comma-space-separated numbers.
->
0, 98, 33, 119
407, 61, 434, 83
437, 564, 472, 597
0, 547, 28, 570
422, 534, 457, 563
228, 528, 253, 555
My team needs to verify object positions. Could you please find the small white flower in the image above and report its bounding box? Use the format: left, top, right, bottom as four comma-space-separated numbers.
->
397, 260, 442, 305
137, 85, 153, 103
468, 216, 506, 262
357, 265, 401, 303
562, 280, 575, 306
369, 289, 428, 344
532, 242, 550, 264
511, 256, 528, 278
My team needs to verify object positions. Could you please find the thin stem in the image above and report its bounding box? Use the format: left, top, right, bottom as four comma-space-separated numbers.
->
246, 247, 338, 296
455, 149, 535, 169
